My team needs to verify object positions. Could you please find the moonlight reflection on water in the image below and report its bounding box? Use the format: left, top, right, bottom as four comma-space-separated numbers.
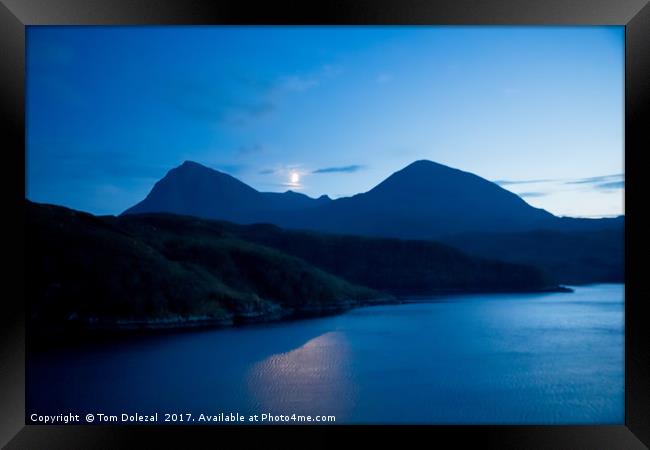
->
27, 284, 623, 424
247, 331, 356, 419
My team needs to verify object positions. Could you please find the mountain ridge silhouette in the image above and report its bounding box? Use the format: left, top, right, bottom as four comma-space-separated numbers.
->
123, 159, 622, 239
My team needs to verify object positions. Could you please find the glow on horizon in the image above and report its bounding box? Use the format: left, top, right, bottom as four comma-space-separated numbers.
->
26, 26, 624, 218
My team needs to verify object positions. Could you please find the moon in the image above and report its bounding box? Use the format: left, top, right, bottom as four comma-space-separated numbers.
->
290, 172, 300, 184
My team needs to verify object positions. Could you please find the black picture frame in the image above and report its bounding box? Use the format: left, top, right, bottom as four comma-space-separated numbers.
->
2, 1, 648, 448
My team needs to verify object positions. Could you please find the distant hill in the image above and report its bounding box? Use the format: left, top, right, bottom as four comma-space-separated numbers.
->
27, 200, 560, 340
26, 201, 384, 340
442, 229, 624, 284
115, 214, 556, 295
122, 160, 622, 239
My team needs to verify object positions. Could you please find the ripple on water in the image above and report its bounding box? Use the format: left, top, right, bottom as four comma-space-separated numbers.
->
246, 331, 357, 420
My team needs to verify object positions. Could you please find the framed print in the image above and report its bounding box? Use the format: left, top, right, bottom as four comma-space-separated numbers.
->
1, 0, 649, 448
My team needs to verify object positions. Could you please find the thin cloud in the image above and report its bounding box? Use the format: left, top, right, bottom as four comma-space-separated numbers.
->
564, 174, 623, 185
494, 178, 556, 186
597, 181, 624, 190
281, 182, 303, 189
312, 165, 365, 174
259, 165, 307, 190
496, 173, 625, 189
518, 191, 548, 198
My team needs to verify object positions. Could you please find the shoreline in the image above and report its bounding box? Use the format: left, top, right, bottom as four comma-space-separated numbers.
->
397, 285, 573, 301
28, 286, 572, 351
28, 295, 399, 351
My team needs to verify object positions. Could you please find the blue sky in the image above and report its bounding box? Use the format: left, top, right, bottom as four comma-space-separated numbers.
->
26, 26, 624, 217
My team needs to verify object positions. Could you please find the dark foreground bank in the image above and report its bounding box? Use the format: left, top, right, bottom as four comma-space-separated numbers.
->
26, 200, 566, 345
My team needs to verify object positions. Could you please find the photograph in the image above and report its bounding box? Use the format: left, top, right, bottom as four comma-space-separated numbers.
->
25, 25, 625, 426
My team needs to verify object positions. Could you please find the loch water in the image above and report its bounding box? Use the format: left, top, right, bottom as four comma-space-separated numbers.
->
27, 284, 624, 424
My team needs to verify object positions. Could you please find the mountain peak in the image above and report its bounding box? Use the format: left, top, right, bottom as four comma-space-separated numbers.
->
173, 161, 240, 180
369, 159, 466, 195
179, 160, 206, 169
401, 159, 458, 173
176, 160, 222, 174
407, 159, 441, 167
122, 159, 260, 218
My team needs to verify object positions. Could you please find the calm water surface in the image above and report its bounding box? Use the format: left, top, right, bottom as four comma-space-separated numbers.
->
28, 284, 623, 424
